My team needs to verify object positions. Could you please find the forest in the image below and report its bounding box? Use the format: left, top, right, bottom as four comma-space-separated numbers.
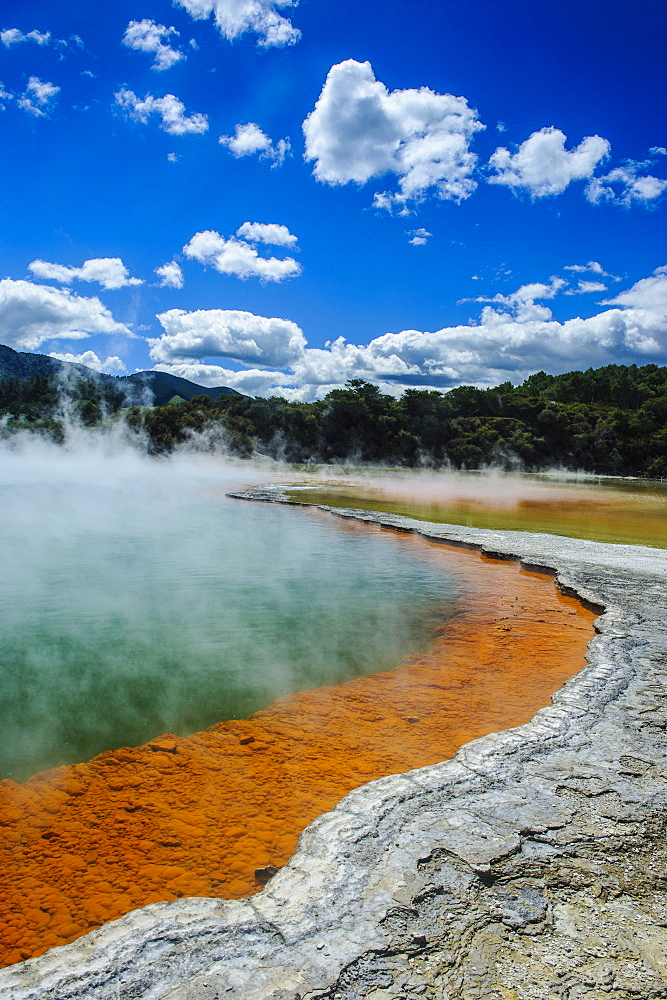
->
2, 362, 667, 477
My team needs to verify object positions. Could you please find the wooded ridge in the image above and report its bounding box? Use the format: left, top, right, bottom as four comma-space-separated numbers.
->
2, 346, 666, 477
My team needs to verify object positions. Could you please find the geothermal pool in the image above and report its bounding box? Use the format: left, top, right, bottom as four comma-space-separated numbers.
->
0, 446, 459, 782
285, 469, 667, 548
0, 444, 600, 967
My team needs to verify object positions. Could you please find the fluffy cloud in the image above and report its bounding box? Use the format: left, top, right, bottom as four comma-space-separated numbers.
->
148, 268, 667, 400
586, 161, 667, 207
307, 305, 662, 391
183, 229, 301, 281
122, 19, 184, 71
174, 0, 300, 47
219, 122, 289, 165
151, 361, 294, 395
407, 228, 432, 246
115, 89, 208, 135
602, 267, 667, 311
294, 272, 667, 395
29, 257, 143, 290
564, 260, 615, 277
0, 279, 130, 351
17, 77, 60, 117
488, 127, 610, 197
235, 221, 297, 246
155, 261, 184, 289
466, 277, 567, 322
1, 28, 50, 47
303, 60, 484, 211
48, 350, 126, 373
149, 308, 306, 368
303, 66, 657, 214
564, 280, 608, 295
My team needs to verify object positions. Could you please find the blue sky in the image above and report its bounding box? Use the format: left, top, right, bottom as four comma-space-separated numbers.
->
0, 0, 665, 399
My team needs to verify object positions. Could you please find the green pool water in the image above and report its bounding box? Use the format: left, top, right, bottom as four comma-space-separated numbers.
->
0, 446, 458, 781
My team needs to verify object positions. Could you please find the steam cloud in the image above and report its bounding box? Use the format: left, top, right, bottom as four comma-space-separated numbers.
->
0, 435, 458, 781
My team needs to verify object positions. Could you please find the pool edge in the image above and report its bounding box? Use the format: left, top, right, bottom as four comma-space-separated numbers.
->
2, 489, 666, 999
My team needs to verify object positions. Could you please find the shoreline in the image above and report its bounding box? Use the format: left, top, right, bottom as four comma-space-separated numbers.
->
0, 517, 595, 966
2, 488, 666, 999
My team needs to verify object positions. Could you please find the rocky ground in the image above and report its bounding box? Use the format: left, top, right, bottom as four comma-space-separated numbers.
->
2, 492, 666, 1000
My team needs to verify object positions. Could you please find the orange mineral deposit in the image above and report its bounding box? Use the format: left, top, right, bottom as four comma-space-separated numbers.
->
0, 529, 597, 968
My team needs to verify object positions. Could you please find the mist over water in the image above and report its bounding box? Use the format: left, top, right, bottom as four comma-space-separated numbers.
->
0, 439, 459, 781
286, 466, 667, 548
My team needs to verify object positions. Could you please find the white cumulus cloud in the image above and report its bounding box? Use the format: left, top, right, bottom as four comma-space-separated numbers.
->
0, 279, 131, 351
146, 268, 667, 401
183, 229, 301, 281
564, 280, 608, 295
0, 83, 13, 109
303, 59, 484, 211
219, 122, 290, 165
488, 126, 610, 197
285, 271, 667, 396
235, 221, 297, 246
174, 0, 300, 47
149, 308, 306, 368
1, 28, 51, 47
29, 257, 143, 290
17, 77, 60, 117
155, 261, 184, 288
602, 266, 667, 312
48, 350, 127, 373
407, 227, 432, 246
466, 277, 567, 322
564, 260, 615, 277
122, 19, 185, 71
115, 88, 208, 135
586, 161, 667, 207
151, 362, 294, 394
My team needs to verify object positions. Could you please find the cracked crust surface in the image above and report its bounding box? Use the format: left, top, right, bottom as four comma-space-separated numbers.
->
2, 490, 666, 1000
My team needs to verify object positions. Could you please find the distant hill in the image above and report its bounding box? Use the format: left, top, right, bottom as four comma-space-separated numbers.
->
3, 343, 667, 477
114, 370, 240, 406
0, 344, 241, 405
0, 344, 80, 380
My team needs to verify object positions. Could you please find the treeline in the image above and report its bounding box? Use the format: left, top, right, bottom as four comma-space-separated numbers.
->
127, 363, 667, 477
2, 363, 667, 477
0, 373, 124, 440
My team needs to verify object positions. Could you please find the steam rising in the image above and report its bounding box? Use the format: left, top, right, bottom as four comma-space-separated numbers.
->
285, 465, 667, 548
4, 394, 664, 783
0, 437, 458, 781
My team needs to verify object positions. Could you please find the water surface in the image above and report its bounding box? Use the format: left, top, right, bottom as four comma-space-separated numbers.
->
0, 444, 458, 780
284, 469, 667, 548
0, 526, 597, 967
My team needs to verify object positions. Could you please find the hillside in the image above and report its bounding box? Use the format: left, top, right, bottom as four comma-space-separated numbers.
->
0, 345, 240, 406
2, 349, 667, 477
126, 364, 667, 477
